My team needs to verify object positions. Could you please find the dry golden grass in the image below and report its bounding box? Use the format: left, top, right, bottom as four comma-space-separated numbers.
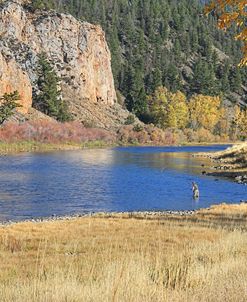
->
213, 143, 247, 169
196, 143, 247, 178
213, 143, 247, 157
199, 202, 247, 215
0, 204, 247, 301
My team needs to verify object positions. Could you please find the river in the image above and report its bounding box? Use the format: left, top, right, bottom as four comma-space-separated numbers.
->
0, 145, 246, 221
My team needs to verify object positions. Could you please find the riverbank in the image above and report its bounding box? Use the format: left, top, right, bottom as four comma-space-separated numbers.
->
0, 203, 247, 302
0, 140, 115, 155
0, 118, 240, 156
195, 143, 247, 183
0, 140, 234, 156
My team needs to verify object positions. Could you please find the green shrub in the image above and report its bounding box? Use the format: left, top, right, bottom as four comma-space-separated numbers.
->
0, 91, 22, 125
133, 124, 144, 132
125, 114, 135, 125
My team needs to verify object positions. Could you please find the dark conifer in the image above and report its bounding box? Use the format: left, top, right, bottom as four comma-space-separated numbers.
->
34, 53, 71, 122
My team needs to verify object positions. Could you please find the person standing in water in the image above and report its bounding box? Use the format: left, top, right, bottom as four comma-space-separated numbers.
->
192, 182, 199, 199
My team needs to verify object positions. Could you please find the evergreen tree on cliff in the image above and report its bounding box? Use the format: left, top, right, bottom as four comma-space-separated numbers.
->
0, 91, 22, 125
34, 53, 71, 122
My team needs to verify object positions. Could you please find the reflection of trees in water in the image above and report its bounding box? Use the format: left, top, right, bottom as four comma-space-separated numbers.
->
80, 149, 114, 166
111, 151, 212, 175
0, 192, 19, 202
54, 149, 115, 166
65, 149, 212, 176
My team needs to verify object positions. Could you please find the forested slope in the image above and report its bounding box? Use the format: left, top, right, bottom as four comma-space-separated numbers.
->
33, 0, 247, 117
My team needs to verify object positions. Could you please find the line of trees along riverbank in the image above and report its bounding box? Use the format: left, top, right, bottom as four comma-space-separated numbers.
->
146, 87, 247, 141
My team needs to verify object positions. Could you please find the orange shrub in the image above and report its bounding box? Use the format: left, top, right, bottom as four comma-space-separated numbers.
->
0, 121, 116, 144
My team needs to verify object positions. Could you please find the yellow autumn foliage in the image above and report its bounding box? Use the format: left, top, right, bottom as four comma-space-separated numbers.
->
189, 94, 221, 131
169, 91, 189, 129
239, 110, 247, 138
217, 106, 232, 137
232, 105, 247, 138
205, 0, 247, 66
148, 87, 245, 140
148, 87, 189, 129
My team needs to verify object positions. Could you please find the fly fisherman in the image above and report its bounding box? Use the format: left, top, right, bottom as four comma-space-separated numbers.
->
192, 182, 199, 199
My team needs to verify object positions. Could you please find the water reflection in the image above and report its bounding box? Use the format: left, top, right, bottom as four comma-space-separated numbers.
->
0, 145, 245, 221
111, 151, 212, 173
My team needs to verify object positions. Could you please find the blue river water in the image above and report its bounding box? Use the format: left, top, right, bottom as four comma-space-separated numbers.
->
0, 145, 246, 221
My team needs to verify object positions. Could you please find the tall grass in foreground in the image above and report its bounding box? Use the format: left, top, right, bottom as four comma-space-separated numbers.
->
0, 205, 247, 301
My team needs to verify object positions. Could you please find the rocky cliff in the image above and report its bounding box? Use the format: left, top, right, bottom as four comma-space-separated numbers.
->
0, 0, 127, 128
0, 50, 32, 114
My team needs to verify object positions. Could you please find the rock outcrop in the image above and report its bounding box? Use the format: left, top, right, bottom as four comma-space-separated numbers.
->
0, 0, 123, 128
0, 51, 32, 113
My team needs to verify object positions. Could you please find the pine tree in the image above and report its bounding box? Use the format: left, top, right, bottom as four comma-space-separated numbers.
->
133, 87, 148, 118
192, 59, 218, 96
34, 53, 71, 122
220, 63, 230, 93
31, 0, 55, 11
151, 68, 162, 91
165, 64, 182, 93
229, 67, 242, 93
0, 91, 22, 124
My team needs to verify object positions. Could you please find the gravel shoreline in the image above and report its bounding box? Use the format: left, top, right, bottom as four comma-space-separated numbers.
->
0, 210, 196, 226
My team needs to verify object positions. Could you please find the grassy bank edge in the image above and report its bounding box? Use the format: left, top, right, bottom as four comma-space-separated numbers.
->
1, 203, 246, 229
195, 142, 247, 180
0, 140, 118, 155
0, 140, 238, 155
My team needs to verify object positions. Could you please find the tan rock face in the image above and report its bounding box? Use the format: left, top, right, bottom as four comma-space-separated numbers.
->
0, 1, 117, 117
0, 52, 32, 114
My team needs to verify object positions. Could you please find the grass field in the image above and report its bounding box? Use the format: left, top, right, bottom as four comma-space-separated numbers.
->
0, 204, 247, 302
0, 140, 115, 155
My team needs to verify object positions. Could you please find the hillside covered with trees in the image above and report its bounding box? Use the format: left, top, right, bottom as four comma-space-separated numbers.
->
1, 0, 245, 145
25, 0, 247, 140
31, 0, 247, 109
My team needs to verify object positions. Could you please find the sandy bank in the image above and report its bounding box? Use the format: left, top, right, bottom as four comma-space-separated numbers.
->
195, 143, 247, 183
